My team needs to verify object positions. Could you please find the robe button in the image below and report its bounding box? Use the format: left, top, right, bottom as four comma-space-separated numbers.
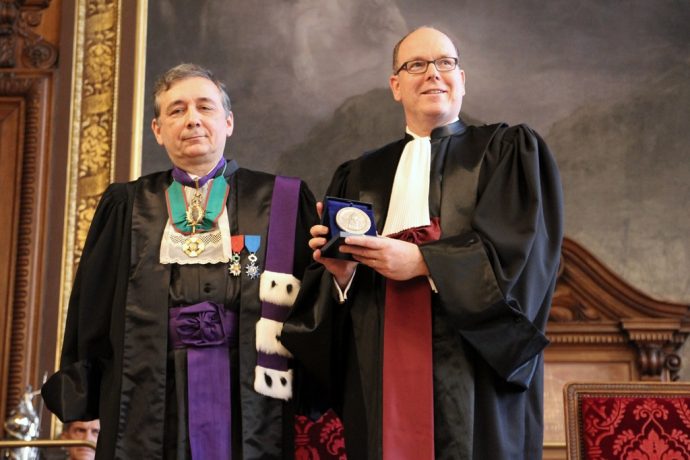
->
203, 283, 213, 294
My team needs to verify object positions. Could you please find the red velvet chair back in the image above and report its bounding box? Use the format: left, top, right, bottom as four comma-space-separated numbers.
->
563, 382, 690, 459
295, 409, 347, 459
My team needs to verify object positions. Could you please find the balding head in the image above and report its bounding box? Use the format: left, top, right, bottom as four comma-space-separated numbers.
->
389, 27, 466, 135
392, 26, 460, 73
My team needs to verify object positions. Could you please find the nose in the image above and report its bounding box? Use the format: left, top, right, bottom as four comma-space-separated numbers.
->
424, 62, 441, 79
185, 108, 201, 128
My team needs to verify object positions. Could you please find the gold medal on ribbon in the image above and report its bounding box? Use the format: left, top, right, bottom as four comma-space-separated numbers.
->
186, 202, 205, 225
182, 235, 205, 257
228, 235, 244, 276
229, 254, 242, 276
182, 184, 206, 257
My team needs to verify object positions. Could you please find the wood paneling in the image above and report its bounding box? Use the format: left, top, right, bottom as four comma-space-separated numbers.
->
543, 237, 690, 457
0, 98, 25, 425
0, 73, 52, 437
0, 0, 58, 437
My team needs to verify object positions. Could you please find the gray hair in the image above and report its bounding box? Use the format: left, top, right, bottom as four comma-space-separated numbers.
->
152, 63, 231, 118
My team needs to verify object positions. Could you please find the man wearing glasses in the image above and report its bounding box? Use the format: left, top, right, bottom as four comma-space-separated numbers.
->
284, 27, 564, 459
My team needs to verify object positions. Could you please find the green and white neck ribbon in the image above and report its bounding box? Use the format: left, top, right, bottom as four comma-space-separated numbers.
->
166, 177, 229, 234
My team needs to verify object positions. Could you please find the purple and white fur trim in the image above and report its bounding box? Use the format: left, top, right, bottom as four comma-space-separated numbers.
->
254, 176, 301, 400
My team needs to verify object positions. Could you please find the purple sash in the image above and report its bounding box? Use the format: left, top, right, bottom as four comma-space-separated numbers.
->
169, 302, 237, 460
257, 177, 300, 379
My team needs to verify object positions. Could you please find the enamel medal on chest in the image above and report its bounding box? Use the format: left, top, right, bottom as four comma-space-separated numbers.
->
182, 184, 206, 257
228, 235, 244, 276
244, 235, 261, 279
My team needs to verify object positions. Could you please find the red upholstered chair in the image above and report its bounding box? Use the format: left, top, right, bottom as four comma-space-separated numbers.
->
563, 382, 690, 460
294, 409, 347, 459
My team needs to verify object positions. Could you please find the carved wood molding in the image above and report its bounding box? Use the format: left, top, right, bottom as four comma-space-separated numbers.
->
0, 71, 50, 420
548, 237, 690, 380
59, 0, 121, 350
0, 0, 58, 69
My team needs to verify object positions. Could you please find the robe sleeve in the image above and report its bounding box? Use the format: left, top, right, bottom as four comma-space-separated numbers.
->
419, 124, 563, 388
293, 181, 319, 278
41, 183, 132, 422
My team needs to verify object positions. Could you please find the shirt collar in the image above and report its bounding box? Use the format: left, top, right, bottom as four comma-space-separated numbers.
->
405, 118, 467, 141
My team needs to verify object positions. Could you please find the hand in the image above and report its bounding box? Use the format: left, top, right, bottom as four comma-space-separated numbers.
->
339, 235, 429, 281
310, 202, 358, 288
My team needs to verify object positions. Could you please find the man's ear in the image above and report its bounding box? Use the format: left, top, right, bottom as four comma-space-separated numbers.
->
225, 111, 234, 138
389, 74, 402, 102
151, 118, 163, 145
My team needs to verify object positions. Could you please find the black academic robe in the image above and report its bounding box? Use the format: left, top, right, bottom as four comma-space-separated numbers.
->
41, 161, 317, 460
283, 121, 564, 460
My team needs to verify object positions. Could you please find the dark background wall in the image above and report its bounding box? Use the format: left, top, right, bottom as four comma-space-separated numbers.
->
141, 1, 690, 321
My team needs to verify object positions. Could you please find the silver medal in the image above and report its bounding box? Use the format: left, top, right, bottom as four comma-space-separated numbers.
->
245, 253, 261, 279
335, 206, 372, 235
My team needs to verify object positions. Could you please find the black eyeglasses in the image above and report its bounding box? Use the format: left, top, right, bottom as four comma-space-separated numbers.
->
395, 57, 459, 75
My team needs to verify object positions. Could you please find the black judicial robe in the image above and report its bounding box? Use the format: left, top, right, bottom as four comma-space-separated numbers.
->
42, 161, 317, 459
282, 121, 564, 460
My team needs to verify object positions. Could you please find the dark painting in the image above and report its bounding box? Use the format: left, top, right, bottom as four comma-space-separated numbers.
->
141, 0, 690, 312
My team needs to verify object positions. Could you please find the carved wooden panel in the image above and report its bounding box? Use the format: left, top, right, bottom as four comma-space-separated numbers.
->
543, 237, 690, 457
58, 0, 122, 345
0, 73, 51, 433
0, 97, 25, 426
0, 0, 134, 440
0, 0, 58, 70
0, 0, 58, 436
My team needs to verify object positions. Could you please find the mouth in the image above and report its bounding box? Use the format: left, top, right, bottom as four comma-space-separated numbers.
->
183, 134, 207, 141
421, 89, 447, 95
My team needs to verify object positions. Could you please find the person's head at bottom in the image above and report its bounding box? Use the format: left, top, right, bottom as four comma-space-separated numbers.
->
60, 420, 100, 460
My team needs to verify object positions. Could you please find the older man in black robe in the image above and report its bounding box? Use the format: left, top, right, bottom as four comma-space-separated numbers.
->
42, 64, 318, 459
283, 27, 564, 460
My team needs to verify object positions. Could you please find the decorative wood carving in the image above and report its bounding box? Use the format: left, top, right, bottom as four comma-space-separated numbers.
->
544, 238, 690, 458
62, 0, 120, 292
548, 237, 690, 381
0, 0, 56, 432
0, 0, 58, 69
0, 97, 23, 429
0, 72, 50, 426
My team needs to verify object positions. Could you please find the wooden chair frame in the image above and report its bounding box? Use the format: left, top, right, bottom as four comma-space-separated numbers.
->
563, 381, 690, 459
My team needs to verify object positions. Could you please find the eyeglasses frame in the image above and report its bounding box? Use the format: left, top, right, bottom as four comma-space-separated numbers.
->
395, 57, 460, 75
